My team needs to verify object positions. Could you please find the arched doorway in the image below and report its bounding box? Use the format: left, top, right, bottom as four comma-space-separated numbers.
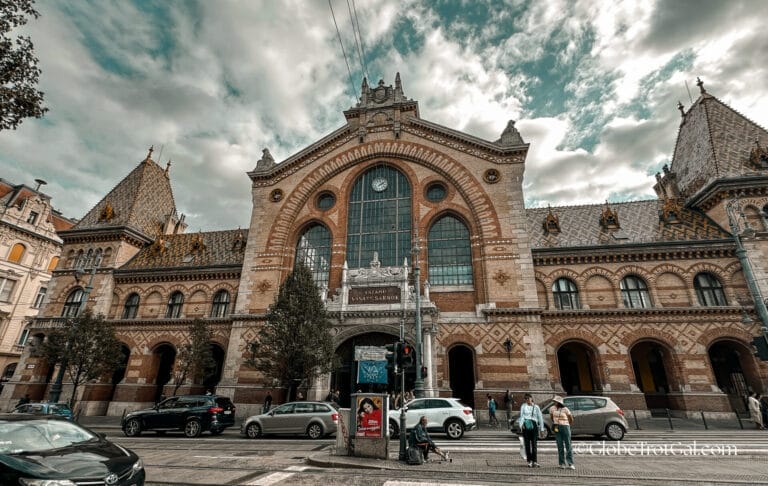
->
203, 343, 226, 392
331, 331, 407, 407
152, 344, 176, 403
448, 344, 475, 409
107, 344, 130, 402
630, 341, 672, 411
557, 341, 599, 394
708, 339, 761, 413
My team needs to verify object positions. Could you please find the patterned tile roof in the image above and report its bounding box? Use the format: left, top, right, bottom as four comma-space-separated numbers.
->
671, 90, 768, 200
526, 200, 731, 249
119, 229, 248, 270
71, 156, 177, 237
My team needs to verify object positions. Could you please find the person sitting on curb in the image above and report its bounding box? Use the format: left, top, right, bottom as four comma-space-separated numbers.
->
412, 415, 451, 463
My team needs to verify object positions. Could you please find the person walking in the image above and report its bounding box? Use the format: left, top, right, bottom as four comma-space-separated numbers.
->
413, 416, 451, 462
487, 394, 498, 427
519, 393, 544, 467
551, 395, 575, 469
263, 392, 272, 413
749, 392, 764, 430
503, 390, 515, 425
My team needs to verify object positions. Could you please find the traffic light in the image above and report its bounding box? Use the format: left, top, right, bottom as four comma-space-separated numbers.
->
385, 341, 401, 372
753, 335, 768, 361
400, 343, 415, 370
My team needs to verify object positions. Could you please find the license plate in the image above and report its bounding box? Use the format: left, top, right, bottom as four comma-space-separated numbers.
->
224, 411, 231, 414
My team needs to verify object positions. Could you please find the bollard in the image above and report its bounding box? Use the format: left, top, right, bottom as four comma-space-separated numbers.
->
700, 410, 708, 430
632, 409, 641, 430
665, 408, 674, 430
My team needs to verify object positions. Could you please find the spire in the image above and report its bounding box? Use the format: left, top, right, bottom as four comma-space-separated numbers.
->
496, 120, 525, 146
677, 101, 685, 117
696, 77, 706, 94
395, 72, 402, 90
144, 145, 154, 163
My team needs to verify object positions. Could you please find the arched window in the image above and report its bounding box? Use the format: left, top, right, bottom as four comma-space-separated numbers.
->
122, 293, 140, 319
346, 166, 412, 268
165, 291, 184, 318
2, 363, 16, 381
8, 243, 26, 263
62, 288, 84, 317
211, 290, 230, 318
620, 275, 651, 308
552, 278, 580, 310
295, 224, 331, 287
427, 215, 473, 285
694, 272, 727, 306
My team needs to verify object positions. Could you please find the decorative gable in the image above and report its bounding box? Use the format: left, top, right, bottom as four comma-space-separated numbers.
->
749, 139, 768, 170
600, 203, 620, 229
543, 206, 560, 234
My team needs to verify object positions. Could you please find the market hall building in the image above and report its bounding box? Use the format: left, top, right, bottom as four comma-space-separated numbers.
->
2, 75, 767, 418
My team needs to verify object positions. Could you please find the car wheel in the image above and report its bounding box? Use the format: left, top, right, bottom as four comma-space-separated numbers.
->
605, 422, 625, 441
123, 418, 142, 437
184, 419, 202, 438
444, 419, 464, 440
388, 420, 399, 439
307, 423, 324, 439
246, 422, 262, 439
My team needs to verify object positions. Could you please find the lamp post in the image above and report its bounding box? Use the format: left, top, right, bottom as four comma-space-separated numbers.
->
725, 200, 768, 350
48, 252, 100, 403
412, 231, 424, 399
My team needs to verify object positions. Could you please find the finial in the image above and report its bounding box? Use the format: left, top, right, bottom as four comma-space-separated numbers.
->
145, 145, 154, 162
165, 159, 172, 175
696, 77, 706, 94
395, 72, 402, 90
378, 79, 385, 87
362, 77, 368, 89
677, 101, 685, 117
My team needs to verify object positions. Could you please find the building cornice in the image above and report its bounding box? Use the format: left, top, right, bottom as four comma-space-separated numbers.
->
113, 265, 242, 283
532, 240, 735, 266
686, 176, 768, 211
57, 226, 152, 247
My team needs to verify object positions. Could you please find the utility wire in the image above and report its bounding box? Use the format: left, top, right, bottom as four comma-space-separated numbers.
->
329, 0, 358, 101
347, 0, 369, 81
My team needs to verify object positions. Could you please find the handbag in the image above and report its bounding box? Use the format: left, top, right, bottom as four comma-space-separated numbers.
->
523, 419, 535, 430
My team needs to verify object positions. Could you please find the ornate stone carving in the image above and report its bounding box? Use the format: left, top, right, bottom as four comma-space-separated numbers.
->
493, 270, 511, 286
256, 280, 272, 293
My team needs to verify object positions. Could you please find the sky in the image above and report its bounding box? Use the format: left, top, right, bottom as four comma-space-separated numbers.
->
2, 0, 768, 231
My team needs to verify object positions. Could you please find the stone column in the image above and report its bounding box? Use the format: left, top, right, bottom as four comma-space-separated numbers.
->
423, 325, 435, 397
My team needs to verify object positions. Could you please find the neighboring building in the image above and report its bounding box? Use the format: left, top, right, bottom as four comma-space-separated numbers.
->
0, 178, 75, 395
2, 76, 767, 419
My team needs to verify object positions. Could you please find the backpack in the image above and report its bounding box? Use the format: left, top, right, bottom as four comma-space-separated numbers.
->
406, 446, 424, 465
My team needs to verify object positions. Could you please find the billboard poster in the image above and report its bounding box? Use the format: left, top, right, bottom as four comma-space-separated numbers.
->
355, 395, 384, 438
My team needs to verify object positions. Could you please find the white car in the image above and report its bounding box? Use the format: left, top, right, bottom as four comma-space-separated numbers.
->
388, 397, 476, 440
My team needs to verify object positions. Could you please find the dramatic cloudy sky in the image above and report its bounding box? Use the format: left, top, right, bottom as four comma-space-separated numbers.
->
2, 0, 768, 230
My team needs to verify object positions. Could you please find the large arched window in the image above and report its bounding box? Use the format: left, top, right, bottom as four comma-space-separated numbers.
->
211, 289, 230, 318
122, 293, 140, 319
694, 272, 727, 306
427, 215, 473, 285
620, 275, 651, 308
165, 291, 184, 318
8, 243, 26, 263
553, 277, 580, 310
295, 224, 332, 287
346, 166, 412, 268
62, 288, 84, 317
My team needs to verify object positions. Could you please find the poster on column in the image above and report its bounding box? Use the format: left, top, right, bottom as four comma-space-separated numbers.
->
355, 395, 384, 437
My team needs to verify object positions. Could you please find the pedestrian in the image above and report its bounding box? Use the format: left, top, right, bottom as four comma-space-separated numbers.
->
405, 390, 414, 402
550, 395, 575, 469
412, 415, 451, 462
16, 393, 31, 407
325, 390, 334, 402
519, 393, 544, 467
748, 392, 764, 429
297, 391, 304, 401
487, 394, 498, 427
503, 389, 515, 424
263, 391, 272, 413
332, 389, 340, 403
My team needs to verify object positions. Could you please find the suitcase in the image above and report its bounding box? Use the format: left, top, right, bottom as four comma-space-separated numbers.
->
406, 446, 424, 465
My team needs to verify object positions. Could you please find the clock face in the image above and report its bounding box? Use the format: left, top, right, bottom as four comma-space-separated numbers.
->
372, 177, 388, 192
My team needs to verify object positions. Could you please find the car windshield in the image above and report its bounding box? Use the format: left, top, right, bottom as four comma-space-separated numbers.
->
0, 419, 97, 454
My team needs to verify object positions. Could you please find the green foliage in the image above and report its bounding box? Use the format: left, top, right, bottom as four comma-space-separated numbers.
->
0, 0, 48, 130
247, 264, 337, 396
172, 318, 216, 396
39, 311, 122, 406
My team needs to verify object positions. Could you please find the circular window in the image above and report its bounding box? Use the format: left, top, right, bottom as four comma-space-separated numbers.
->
269, 189, 283, 202
425, 183, 447, 202
483, 169, 501, 184
316, 192, 336, 210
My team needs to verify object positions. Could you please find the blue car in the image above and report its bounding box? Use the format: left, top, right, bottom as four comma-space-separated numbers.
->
12, 402, 74, 421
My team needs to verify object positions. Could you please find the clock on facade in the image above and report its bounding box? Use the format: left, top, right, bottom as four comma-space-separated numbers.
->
371, 177, 388, 192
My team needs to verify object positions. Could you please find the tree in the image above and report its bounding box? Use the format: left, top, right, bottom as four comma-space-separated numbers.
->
246, 264, 337, 400
1, 0, 48, 130
39, 311, 122, 407
171, 319, 215, 396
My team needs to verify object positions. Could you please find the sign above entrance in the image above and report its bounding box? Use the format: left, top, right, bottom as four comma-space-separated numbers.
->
349, 286, 400, 304
355, 346, 386, 361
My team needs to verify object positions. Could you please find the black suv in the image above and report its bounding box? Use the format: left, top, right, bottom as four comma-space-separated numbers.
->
122, 395, 235, 438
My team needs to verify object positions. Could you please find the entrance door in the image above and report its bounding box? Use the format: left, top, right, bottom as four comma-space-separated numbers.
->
630, 341, 671, 411
708, 340, 760, 413
448, 345, 475, 409
557, 342, 598, 395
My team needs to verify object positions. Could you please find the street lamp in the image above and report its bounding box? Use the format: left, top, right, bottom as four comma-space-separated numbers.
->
412, 229, 424, 399
48, 251, 101, 403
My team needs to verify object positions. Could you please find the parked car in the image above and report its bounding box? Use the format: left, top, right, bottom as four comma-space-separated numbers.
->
122, 394, 235, 438
241, 401, 339, 439
12, 402, 74, 421
388, 397, 476, 440
0, 413, 145, 485
511, 395, 628, 440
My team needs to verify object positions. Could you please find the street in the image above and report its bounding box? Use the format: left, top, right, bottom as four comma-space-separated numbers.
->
89, 424, 768, 485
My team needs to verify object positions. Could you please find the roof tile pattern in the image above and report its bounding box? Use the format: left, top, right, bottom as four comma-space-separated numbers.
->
121, 229, 248, 270
526, 200, 730, 249
72, 159, 177, 237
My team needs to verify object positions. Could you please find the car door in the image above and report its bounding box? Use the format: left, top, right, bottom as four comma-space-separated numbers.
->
403, 399, 426, 429
292, 402, 315, 434
578, 397, 607, 434
425, 399, 452, 430
563, 397, 582, 434
145, 397, 180, 429
263, 403, 295, 434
